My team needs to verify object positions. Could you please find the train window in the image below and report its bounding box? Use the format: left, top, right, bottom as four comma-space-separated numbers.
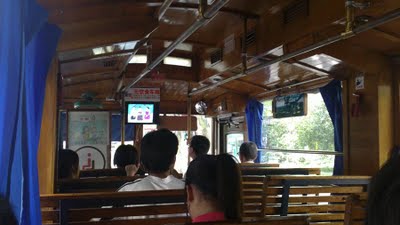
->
169, 116, 212, 175
129, 55, 147, 64
261, 92, 335, 175
226, 133, 244, 162
163, 56, 192, 67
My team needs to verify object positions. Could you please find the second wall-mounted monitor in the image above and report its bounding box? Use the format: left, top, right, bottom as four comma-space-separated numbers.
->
125, 102, 159, 124
272, 93, 308, 118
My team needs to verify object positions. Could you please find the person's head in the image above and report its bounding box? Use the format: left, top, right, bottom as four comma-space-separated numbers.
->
140, 128, 178, 174
239, 142, 258, 163
0, 197, 17, 225
114, 144, 139, 168
185, 154, 242, 221
189, 135, 210, 159
58, 149, 79, 179
367, 146, 400, 225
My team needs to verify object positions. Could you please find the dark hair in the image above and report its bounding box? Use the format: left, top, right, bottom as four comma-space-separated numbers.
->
114, 144, 139, 168
140, 129, 178, 173
0, 197, 17, 225
58, 149, 79, 179
190, 135, 210, 156
239, 142, 258, 161
185, 154, 242, 220
367, 146, 400, 225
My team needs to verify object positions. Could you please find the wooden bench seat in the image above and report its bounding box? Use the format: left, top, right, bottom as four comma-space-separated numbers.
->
263, 176, 370, 225
41, 189, 188, 225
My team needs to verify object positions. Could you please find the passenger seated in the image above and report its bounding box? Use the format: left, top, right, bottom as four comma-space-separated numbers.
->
118, 129, 184, 191
239, 141, 258, 163
185, 154, 242, 223
367, 146, 400, 225
0, 197, 17, 225
113, 144, 145, 176
188, 135, 210, 160
58, 149, 79, 179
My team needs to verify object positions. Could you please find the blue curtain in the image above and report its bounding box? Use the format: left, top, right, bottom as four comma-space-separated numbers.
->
245, 99, 264, 163
320, 80, 344, 175
0, 0, 61, 224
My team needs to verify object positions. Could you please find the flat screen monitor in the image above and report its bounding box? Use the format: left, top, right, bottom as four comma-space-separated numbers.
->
126, 102, 159, 124
272, 93, 307, 118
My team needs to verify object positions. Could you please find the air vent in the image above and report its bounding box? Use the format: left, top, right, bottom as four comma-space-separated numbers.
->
283, 0, 309, 24
210, 48, 223, 65
103, 60, 117, 67
245, 29, 256, 47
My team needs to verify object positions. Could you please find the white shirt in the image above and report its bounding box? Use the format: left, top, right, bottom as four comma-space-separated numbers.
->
118, 175, 185, 192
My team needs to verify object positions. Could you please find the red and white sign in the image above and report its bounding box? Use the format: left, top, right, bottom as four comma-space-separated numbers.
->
125, 88, 160, 102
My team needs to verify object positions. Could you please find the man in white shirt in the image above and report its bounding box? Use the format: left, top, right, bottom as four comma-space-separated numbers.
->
118, 128, 184, 191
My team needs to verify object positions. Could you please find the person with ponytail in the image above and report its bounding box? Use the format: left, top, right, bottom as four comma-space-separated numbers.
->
185, 154, 242, 223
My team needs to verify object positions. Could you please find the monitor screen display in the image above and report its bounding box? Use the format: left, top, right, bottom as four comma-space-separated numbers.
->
126, 102, 158, 124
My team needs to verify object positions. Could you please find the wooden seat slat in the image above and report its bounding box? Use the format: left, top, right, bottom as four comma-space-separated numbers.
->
57, 176, 144, 193
241, 168, 321, 176
68, 204, 187, 220
309, 222, 343, 225
69, 216, 188, 225
267, 195, 350, 204
289, 186, 365, 195
241, 175, 266, 182
307, 213, 345, 221
198, 216, 309, 225
41, 210, 59, 221
265, 204, 346, 214
243, 198, 263, 204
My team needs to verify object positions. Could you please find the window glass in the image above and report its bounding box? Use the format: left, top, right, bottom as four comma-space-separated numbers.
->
226, 133, 244, 162
173, 116, 212, 174
163, 56, 192, 67
261, 92, 335, 175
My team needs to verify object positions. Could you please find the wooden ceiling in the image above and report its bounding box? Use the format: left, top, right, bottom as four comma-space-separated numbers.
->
38, 0, 400, 113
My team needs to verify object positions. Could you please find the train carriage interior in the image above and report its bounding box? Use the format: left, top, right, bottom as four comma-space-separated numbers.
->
1, 0, 400, 224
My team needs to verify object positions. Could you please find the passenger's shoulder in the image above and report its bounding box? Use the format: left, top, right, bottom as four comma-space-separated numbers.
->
117, 178, 144, 192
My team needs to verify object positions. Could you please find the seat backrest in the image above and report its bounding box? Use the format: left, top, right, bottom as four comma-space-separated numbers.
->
193, 216, 309, 225
241, 176, 266, 220
241, 167, 321, 176
56, 176, 143, 193
79, 168, 127, 178
41, 189, 188, 225
240, 163, 280, 168
264, 176, 370, 225
344, 194, 367, 225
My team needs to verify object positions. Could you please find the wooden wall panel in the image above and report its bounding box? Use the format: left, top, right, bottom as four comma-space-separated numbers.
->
346, 74, 379, 175
345, 70, 394, 175
207, 93, 247, 117
393, 60, 400, 147
37, 59, 58, 194
158, 116, 197, 131
378, 84, 393, 166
